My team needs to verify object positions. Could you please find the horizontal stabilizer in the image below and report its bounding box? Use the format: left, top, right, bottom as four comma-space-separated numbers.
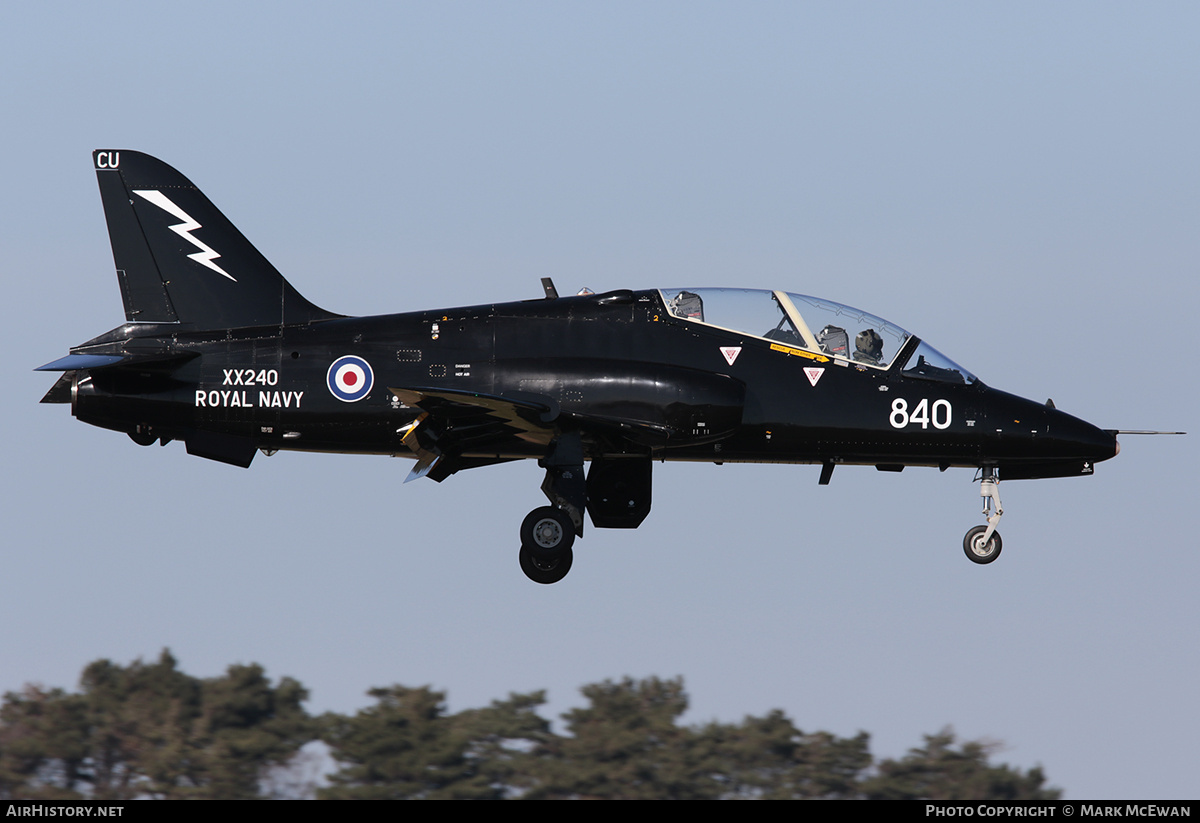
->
35, 354, 124, 371
35, 351, 199, 372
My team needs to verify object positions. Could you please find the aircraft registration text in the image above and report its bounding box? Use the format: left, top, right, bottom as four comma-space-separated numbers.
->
223, 368, 279, 386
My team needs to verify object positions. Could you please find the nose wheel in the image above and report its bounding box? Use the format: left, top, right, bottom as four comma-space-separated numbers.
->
963, 524, 1002, 563
964, 467, 1003, 565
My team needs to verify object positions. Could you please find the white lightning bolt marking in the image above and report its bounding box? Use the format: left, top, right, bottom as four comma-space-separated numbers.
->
133, 189, 236, 281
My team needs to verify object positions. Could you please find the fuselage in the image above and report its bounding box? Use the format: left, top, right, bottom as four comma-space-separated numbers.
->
68, 287, 1117, 480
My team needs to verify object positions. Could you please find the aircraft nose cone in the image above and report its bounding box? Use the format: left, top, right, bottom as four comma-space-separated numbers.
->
1053, 409, 1119, 464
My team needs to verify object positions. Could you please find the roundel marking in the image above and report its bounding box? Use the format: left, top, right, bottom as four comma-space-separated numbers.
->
327, 355, 374, 402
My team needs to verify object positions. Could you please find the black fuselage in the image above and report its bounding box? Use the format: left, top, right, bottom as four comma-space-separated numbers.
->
69, 287, 1117, 481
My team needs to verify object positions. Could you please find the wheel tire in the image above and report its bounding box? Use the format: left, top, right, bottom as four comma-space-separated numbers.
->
963, 525, 1002, 564
520, 507, 576, 556
520, 545, 573, 584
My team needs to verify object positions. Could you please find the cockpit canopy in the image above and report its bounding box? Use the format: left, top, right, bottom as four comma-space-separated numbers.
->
660, 288, 977, 384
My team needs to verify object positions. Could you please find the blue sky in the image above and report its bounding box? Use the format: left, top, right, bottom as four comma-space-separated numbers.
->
3, 1, 1197, 799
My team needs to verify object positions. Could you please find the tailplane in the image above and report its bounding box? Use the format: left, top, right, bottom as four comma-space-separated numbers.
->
92, 150, 338, 329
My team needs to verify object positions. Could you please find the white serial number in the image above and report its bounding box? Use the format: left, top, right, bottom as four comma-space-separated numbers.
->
889, 398, 952, 430
222, 368, 279, 386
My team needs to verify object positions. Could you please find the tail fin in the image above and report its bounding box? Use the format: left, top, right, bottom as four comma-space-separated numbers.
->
93, 150, 339, 329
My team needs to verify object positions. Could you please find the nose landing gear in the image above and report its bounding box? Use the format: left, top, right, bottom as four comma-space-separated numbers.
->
964, 467, 1003, 564
964, 524, 1002, 563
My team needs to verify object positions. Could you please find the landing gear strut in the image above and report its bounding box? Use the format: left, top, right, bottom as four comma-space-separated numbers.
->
519, 433, 585, 584
964, 467, 1003, 564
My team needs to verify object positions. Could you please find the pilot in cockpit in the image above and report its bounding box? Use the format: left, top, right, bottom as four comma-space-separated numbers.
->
853, 328, 883, 365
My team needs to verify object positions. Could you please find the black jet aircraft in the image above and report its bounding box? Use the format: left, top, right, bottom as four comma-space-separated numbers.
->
38, 150, 1140, 583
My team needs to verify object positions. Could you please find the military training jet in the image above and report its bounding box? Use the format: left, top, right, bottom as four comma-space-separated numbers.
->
38, 150, 1149, 583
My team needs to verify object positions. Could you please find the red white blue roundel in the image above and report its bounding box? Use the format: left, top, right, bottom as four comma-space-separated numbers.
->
327, 355, 374, 402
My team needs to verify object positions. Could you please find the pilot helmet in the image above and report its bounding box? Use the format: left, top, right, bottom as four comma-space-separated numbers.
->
855, 328, 883, 362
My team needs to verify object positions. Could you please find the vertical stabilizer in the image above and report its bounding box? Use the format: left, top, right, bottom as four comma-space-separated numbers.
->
92, 150, 338, 329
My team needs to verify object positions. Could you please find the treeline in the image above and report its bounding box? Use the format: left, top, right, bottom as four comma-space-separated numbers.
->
0, 651, 1059, 800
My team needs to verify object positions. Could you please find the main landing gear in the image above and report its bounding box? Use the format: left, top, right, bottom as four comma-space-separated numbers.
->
964, 467, 1003, 564
515, 434, 655, 584
518, 507, 575, 584
519, 433, 585, 584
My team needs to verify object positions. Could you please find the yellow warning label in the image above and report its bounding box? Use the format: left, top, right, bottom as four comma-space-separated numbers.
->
770, 343, 829, 363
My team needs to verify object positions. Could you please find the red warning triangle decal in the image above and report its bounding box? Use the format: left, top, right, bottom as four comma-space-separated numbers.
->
720, 347, 742, 366
804, 367, 824, 387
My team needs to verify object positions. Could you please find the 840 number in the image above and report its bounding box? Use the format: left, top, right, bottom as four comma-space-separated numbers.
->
889, 398, 952, 430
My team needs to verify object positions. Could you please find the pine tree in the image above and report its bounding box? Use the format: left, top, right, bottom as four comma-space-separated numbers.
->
0, 650, 312, 799
321, 686, 550, 799
862, 728, 1061, 800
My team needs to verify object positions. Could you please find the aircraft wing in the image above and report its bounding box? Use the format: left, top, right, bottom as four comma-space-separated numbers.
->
389, 386, 564, 482
391, 387, 559, 432
389, 378, 737, 482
